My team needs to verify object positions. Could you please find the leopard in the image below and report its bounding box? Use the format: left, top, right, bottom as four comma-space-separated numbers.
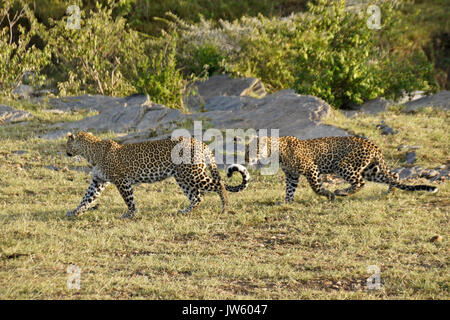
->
244, 135, 437, 202
65, 131, 250, 218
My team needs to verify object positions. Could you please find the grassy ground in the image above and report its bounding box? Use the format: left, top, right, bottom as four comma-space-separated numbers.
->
0, 101, 448, 299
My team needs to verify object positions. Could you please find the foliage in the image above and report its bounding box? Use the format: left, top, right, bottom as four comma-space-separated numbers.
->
134, 35, 188, 110
292, 0, 437, 108
43, 1, 145, 96
0, 0, 51, 95
0, 0, 445, 110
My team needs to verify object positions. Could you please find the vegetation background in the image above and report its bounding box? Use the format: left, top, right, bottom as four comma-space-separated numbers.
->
0, 0, 449, 109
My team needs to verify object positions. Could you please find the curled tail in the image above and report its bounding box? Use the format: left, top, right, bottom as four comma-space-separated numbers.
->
225, 164, 250, 192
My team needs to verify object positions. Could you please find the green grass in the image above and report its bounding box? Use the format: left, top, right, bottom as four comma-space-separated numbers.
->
0, 102, 448, 299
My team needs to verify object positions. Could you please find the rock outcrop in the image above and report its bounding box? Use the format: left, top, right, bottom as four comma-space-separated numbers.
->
0, 104, 32, 123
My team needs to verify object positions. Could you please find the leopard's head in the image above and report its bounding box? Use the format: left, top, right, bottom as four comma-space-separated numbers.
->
66, 132, 96, 157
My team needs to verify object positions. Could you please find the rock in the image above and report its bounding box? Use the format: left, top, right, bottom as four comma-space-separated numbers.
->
44, 165, 60, 171
12, 84, 34, 99
392, 167, 421, 180
196, 91, 348, 139
48, 90, 348, 144
377, 121, 398, 135
344, 98, 394, 117
0, 104, 33, 123
405, 151, 417, 164
392, 165, 450, 182
50, 95, 165, 133
403, 90, 450, 112
39, 94, 150, 113
12, 150, 27, 155
424, 170, 439, 179
186, 74, 266, 110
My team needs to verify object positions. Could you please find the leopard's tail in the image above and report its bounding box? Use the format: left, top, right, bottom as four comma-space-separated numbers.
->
367, 159, 438, 193
390, 181, 438, 193
225, 164, 250, 193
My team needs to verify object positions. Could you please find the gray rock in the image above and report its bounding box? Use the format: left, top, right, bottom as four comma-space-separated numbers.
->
12, 150, 27, 155
50, 95, 161, 133
393, 166, 448, 182
12, 84, 34, 99
377, 121, 398, 135
344, 98, 394, 117
40, 129, 71, 140
186, 75, 266, 111
195, 92, 348, 139
392, 167, 420, 180
48, 90, 348, 142
405, 151, 417, 164
39, 94, 151, 113
403, 90, 450, 111
424, 170, 439, 179
0, 104, 33, 123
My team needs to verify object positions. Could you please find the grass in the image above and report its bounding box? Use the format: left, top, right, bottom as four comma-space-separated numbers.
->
0, 101, 448, 299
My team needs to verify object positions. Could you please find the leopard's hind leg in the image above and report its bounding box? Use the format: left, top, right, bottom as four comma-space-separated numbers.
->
176, 179, 203, 214
284, 172, 300, 202
362, 161, 399, 193
305, 166, 335, 200
334, 160, 368, 197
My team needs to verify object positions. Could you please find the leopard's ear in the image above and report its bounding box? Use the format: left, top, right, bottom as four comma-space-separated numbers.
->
67, 132, 74, 141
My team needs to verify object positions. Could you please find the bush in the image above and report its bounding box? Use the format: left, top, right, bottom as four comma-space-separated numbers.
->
44, 1, 146, 96
188, 42, 226, 76
292, 0, 437, 108
292, 0, 385, 108
163, 12, 299, 91
0, 0, 51, 95
134, 35, 188, 110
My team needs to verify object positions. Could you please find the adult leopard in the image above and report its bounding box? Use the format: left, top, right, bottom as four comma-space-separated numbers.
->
66, 132, 249, 218
245, 135, 437, 202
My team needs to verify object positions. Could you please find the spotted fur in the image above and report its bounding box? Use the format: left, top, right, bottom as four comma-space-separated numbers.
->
66, 132, 249, 218
247, 136, 437, 202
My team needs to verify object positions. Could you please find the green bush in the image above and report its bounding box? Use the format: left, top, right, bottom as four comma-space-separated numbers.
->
292, 0, 385, 108
44, 1, 146, 96
134, 35, 188, 110
0, 0, 51, 95
188, 42, 225, 76
292, 0, 437, 108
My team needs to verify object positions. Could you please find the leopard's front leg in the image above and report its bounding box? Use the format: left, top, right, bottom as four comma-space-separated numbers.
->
67, 177, 109, 217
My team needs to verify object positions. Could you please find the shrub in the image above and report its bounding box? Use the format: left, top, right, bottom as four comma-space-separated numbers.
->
134, 35, 188, 110
0, 0, 51, 95
291, 0, 386, 108
44, 1, 146, 96
188, 42, 226, 76
292, 0, 437, 108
